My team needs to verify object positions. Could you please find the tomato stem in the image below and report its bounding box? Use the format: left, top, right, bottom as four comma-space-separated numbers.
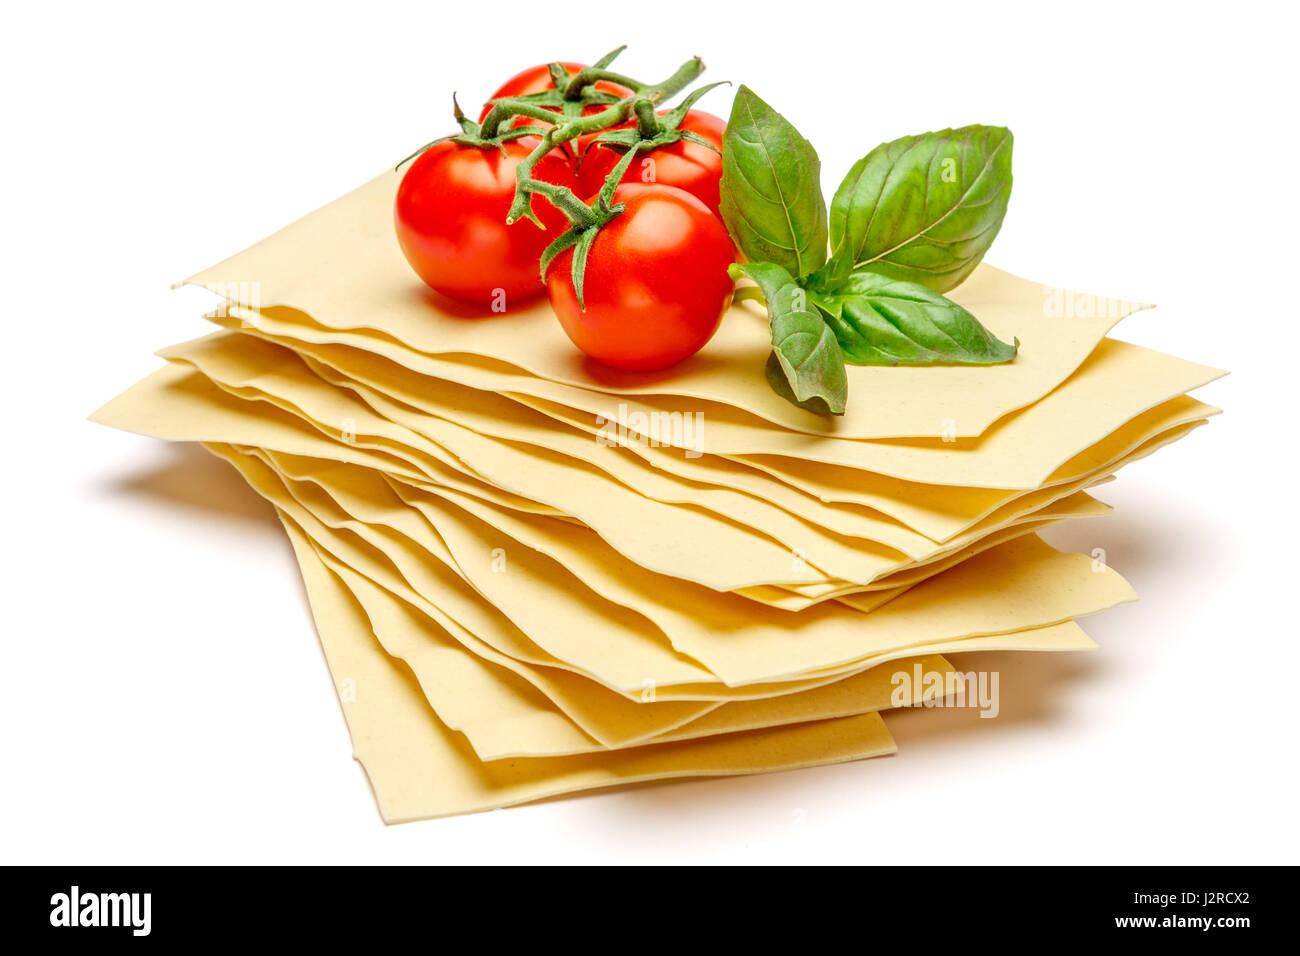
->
632, 99, 661, 139
521, 180, 598, 229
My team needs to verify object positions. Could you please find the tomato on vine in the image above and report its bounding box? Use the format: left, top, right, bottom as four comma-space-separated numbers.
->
394, 139, 580, 305
546, 184, 736, 371
577, 110, 726, 217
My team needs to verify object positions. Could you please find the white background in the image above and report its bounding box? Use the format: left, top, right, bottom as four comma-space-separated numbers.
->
2, 1, 1295, 864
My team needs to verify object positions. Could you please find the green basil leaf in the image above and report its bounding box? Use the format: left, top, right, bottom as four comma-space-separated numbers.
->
815, 125, 1013, 292
732, 262, 847, 415
719, 86, 828, 279
809, 271, 1017, 366
763, 352, 840, 417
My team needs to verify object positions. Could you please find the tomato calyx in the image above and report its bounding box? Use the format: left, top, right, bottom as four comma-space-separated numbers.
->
395, 94, 554, 172
536, 147, 641, 310
574, 82, 728, 168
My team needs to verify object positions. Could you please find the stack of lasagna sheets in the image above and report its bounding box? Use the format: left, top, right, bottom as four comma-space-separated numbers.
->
93, 171, 1224, 823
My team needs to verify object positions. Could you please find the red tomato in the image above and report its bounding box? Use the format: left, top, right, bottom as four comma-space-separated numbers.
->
479, 62, 632, 137
577, 110, 726, 217
394, 139, 580, 305
546, 184, 736, 371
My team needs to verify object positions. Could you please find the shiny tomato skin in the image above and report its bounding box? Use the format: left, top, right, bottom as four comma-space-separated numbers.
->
546, 184, 736, 371
479, 62, 632, 139
394, 139, 580, 305
577, 110, 726, 217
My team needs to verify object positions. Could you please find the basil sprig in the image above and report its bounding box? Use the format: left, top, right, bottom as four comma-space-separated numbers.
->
718, 89, 1018, 415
